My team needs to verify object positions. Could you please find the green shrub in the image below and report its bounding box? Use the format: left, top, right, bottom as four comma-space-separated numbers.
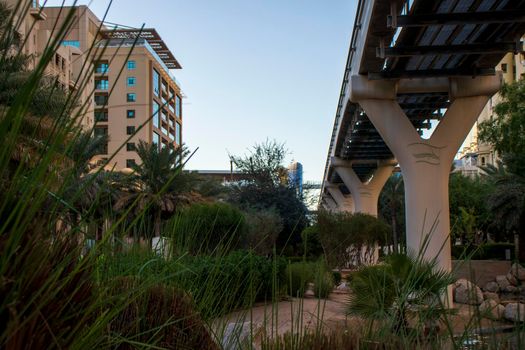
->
100, 249, 287, 319
285, 262, 316, 297
167, 202, 247, 255
314, 270, 334, 299
108, 277, 218, 349
242, 208, 283, 255
300, 224, 324, 258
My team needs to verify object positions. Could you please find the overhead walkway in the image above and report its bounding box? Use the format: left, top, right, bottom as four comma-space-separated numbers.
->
321, 0, 525, 301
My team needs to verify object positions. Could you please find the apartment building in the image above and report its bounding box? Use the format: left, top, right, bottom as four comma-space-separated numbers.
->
10, 1, 184, 170
92, 29, 183, 169
457, 52, 525, 172
8, 1, 98, 128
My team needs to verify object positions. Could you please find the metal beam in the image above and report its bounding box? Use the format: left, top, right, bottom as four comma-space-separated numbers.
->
388, 10, 525, 28
376, 43, 521, 59
369, 68, 496, 79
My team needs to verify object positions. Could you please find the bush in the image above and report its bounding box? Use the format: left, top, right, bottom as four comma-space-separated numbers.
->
314, 265, 334, 299
242, 208, 283, 255
167, 202, 247, 255
300, 224, 324, 258
108, 277, 218, 349
285, 262, 316, 297
451, 243, 515, 260
100, 249, 287, 319
318, 211, 390, 269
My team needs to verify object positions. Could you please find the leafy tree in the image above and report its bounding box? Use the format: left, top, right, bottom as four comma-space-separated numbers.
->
478, 80, 525, 158
242, 208, 283, 256
229, 139, 288, 186
379, 174, 405, 253
229, 140, 308, 254
448, 173, 493, 244
317, 210, 390, 269
478, 79, 525, 260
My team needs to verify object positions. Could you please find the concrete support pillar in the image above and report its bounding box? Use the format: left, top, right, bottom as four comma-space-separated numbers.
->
349, 74, 502, 288
333, 160, 394, 217
325, 183, 355, 213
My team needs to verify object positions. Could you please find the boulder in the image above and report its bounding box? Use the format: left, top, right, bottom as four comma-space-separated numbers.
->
509, 263, 525, 281
454, 279, 483, 305
504, 303, 525, 322
483, 292, 500, 303
479, 299, 505, 320
502, 285, 519, 294
496, 275, 511, 289
336, 282, 350, 292
483, 281, 499, 293
506, 272, 519, 286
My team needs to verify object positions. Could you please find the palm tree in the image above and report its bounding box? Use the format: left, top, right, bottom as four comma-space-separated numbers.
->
114, 141, 197, 245
348, 253, 455, 336
481, 159, 525, 260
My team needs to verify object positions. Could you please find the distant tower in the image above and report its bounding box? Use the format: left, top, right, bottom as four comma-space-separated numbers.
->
288, 161, 303, 196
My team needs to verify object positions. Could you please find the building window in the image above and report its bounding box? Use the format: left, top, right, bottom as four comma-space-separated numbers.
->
126, 159, 136, 168
175, 95, 182, 118
126, 126, 136, 135
127, 109, 135, 119
95, 61, 109, 74
153, 101, 160, 128
127, 77, 136, 87
62, 40, 80, 48
126, 142, 136, 151
175, 122, 181, 145
127, 60, 136, 70
501, 63, 508, 73
94, 94, 108, 106
153, 132, 160, 146
95, 79, 109, 90
481, 157, 486, 166
94, 110, 108, 122
127, 93, 136, 102
161, 124, 168, 135
152, 68, 160, 97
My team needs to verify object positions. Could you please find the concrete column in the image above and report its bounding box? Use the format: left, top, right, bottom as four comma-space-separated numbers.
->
333, 160, 394, 217
350, 74, 502, 282
325, 183, 355, 213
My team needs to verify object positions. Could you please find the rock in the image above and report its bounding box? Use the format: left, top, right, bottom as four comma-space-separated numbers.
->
454, 279, 483, 305
504, 303, 525, 322
303, 289, 315, 298
483, 292, 500, 303
506, 272, 519, 286
222, 322, 254, 350
479, 300, 505, 320
496, 275, 511, 289
503, 285, 519, 294
484, 281, 499, 293
509, 263, 525, 281
336, 282, 350, 292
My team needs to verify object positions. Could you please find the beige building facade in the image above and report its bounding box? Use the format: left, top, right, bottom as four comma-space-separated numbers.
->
9, 1, 184, 170
92, 35, 183, 169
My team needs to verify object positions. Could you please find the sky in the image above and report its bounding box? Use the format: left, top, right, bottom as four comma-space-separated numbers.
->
45, 0, 356, 182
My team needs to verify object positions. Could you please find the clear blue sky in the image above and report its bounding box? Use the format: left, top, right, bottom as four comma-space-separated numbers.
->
46, 0, 356, 182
